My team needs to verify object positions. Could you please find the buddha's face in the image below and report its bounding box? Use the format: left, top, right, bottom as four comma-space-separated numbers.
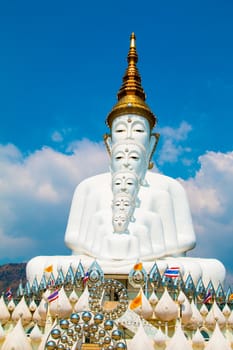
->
112, 193, 134, 234
104, 114, 157, 170
112, 171, 139, 197
111, 142, 147, 179
112, 196, 131, 213
111, 115, 150, 148
112, 213, 129, 233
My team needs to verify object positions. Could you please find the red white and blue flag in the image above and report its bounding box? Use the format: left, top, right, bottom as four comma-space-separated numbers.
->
47, 289, 59, 303
164, 266, 180, 278
5, 288, 13, 300
83, 272, 89, 285
203, 290, 212, 304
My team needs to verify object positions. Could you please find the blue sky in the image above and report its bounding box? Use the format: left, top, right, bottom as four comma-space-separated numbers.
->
0, 1, 233, 286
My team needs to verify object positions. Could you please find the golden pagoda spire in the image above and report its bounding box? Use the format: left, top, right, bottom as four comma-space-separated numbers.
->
117, 32, 146, 101
106, 33, 156, 130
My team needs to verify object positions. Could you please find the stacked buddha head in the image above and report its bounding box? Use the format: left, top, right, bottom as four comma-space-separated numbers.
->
105, 33, 159, 237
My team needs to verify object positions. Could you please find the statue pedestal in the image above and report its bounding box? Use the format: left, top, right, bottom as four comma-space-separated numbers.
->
26, 254, 225, 289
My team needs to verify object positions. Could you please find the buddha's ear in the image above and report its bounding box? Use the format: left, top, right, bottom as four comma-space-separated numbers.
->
148, 133, 160, 169
103, 133, 112, 157
130, 216, 136, 223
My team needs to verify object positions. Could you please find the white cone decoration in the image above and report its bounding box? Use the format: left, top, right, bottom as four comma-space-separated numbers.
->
49, 287, 72, 318
205, 307, 216, 330
74, 285, 90, 312
212, 300, 226, 328
29, 299, 37, 313
38, 294, 49, 320
227, 309, 233, 329
225, 329, 233, 349
154, 288, 178, 322
205, 322, 231, 350
186, 300, 203, 330
153, 327, 167, 349
7, 298, 15, 312
222, 303, 231, 318
141, 290, 153, 319
166, 322, 192, 350
129, 287, 153, 319
192, 328, 205, 349
30, 323, 43, 344
33, 305, 46, 327
177, 290, 192, 324
69, 289, 79, 304
128, 321, 154, 350
1, 318, 32, 350
200, 303, 208, 317
0, 322, 5, 342
205, 301, 225, 330
11, 296, 32, 326
149, 290, 158, 306
0, 296, 10, 325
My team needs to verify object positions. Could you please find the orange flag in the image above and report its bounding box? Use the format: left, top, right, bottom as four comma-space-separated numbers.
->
229, 293, 233, 301
129, 291, 142, 310
44, 265, 53, 273
133, 262, 142, 271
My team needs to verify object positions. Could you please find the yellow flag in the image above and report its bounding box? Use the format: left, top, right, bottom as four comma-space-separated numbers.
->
133, 262, 143, 271
44, 265, 53, 273
129, 291, 142, 310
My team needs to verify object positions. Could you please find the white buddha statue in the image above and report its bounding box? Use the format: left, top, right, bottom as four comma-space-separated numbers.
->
64, 115, 195, 260
26, 33, 225, 287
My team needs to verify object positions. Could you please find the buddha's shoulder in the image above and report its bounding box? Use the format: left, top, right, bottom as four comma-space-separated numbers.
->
146, 172, 184, 189
75, 173, 111, 190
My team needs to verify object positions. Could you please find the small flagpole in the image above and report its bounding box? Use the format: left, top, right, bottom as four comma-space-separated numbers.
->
145, 274, 148, 299
165, 321, 168, 337
44, 301, 53, 334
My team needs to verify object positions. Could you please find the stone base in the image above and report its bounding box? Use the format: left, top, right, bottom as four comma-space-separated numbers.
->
26, 254, 226, 289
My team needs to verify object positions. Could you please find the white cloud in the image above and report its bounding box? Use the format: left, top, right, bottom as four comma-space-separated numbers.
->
51, 128, 73, 143
157, 121, 193, 165
160, 121, 192, 141
180, 151, 233, 286
51, 131, 63, 143
0, 140, 108, 262
0, 227, 34, 260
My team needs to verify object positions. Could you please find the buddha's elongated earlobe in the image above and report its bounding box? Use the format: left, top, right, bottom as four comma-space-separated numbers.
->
148, 133, 160, 169
103, 133, 112, 157
130, 216, 136, 223
135, 198, 141, 207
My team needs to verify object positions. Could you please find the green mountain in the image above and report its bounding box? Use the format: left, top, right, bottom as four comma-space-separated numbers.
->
0, 263, 26, 295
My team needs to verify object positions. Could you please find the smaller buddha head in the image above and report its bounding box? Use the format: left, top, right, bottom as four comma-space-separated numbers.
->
112, 170, 139, 199
110, 140, 148, 182
112, 192, 135, 234
112, 213, 129, 234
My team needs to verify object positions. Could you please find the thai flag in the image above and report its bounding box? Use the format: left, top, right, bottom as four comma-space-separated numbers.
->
164, 266, 180, 278
5, 288, 12, 300
203, 290, 212, 304
83, 272, 89, 285
48, 278, 55, 287
47, 289, 59, 303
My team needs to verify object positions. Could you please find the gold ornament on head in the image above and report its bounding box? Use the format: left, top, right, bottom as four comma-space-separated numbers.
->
106, 32, 157, 130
